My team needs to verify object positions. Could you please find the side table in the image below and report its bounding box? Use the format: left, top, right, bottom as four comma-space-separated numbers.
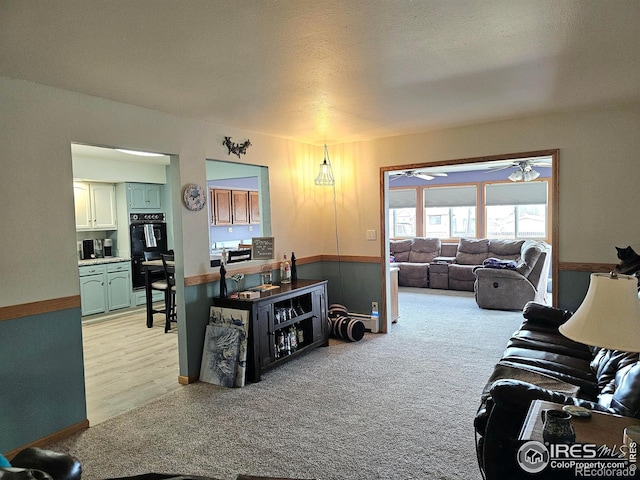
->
520, 400, 640, 448
517, 400, 640, 478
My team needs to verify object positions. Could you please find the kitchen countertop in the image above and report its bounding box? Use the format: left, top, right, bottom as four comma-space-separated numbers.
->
78, 257, 130, 267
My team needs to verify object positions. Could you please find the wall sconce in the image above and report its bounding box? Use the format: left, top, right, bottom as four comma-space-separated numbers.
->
223, 136, 252, 158
314, 144, 335, 186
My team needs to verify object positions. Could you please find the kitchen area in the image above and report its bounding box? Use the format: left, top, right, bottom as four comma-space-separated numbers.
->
72, 143, 180, 425
72, 144, 174, 321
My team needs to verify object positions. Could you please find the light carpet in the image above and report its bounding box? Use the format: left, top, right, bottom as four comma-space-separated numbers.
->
48, 288, 523, 480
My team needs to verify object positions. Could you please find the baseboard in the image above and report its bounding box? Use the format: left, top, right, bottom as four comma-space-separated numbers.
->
4, 419, 89, 460
178, 375, 199, 385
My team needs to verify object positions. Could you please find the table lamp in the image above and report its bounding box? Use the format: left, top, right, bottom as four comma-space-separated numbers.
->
559, 272, 640, 351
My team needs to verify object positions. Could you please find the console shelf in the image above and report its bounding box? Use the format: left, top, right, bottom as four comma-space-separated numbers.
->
212, 279, 328, 382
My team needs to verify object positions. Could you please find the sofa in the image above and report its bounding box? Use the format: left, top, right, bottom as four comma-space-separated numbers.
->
390, 237, 550, 310
474, 302, 640, 479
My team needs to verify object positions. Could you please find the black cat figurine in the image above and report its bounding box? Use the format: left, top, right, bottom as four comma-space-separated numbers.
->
614, 245, 640, 275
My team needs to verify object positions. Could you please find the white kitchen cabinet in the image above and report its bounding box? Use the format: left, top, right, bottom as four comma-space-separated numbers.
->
74, 182, 117, 231
128, 183, 162, 210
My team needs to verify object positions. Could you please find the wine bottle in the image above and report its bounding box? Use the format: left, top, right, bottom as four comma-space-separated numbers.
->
280, 254, 291, 283
296, 322, 305, 345
289, 326, 298, 351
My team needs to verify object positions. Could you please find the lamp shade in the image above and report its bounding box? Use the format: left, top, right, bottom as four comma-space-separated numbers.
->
314, 144, 335, 186
559, 273, 640, 351
314, 159, 335, 186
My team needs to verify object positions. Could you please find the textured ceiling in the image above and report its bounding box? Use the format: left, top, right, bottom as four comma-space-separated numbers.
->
1, 0, 639, 145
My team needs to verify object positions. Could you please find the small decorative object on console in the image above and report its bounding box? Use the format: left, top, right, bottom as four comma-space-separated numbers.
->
280, 254, 291, 283
219, 264, 227, 299
291, 252, 298, 281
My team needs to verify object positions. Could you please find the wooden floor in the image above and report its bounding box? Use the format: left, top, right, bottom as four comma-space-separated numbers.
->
82, 307, 181, 426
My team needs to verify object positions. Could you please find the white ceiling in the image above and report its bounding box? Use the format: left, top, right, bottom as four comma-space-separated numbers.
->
2, 1, 639, 145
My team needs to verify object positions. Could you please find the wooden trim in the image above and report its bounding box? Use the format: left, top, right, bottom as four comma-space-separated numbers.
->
559, 262, 616, 273
320, 255, 380, 263
381, 148, 561, 309
178, 375, 199, 385
184, 255, 381, 287
380, 149, 561, 174
3, 419, 89, 460
0, 295, 80, 322
550, 150, 560, 307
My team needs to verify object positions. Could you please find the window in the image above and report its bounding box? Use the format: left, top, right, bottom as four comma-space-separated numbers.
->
484, 182, 548, 239
389, 189, 416, 238
423, 186, 477, 239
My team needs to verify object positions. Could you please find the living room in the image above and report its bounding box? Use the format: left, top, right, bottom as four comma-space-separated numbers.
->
2, 2, 640, 479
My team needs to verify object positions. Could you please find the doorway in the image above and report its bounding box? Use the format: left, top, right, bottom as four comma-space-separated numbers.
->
380, 149, 559, 326
71, 143, 180, 425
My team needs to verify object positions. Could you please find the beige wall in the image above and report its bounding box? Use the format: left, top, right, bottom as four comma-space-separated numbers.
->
2, 76, 639, 308
0, 78, 326, 308
336, 103, 640, 264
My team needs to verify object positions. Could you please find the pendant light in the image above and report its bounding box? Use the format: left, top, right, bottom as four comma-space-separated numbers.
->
314, 144, 335, 186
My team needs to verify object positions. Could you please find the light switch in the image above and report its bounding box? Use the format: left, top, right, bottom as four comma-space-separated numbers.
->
366, 229, 377, 241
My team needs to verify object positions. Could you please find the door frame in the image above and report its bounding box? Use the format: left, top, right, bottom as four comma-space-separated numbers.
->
379, 149, 560, 330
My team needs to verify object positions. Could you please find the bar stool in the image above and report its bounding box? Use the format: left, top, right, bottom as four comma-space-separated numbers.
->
144, 251, 168, 322
162, 253, 176, 333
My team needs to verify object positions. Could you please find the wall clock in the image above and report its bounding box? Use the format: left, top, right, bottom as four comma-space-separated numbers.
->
183, 183, 206, 211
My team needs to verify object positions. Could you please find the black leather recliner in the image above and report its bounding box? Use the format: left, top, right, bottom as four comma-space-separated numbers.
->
1, 448, 81, 480
475, 302, 640, 479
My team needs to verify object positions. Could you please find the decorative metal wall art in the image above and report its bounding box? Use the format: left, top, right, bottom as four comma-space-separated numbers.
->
223, 136, 252, 158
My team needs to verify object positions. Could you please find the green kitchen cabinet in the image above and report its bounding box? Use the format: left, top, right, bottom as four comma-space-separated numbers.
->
127, 183, 162, 210
106, 263, 131, 311
79, 265, 107, 316
79, 261, 131, 316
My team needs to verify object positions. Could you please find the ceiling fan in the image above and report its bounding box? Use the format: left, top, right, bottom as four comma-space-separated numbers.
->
390, 170, 448, 182
486, 159, 552, 182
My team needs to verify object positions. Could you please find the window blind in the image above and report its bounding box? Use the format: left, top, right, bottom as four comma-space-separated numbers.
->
485, 182, 547, 206
389, 189, 416, 208
423, 186, 477, 207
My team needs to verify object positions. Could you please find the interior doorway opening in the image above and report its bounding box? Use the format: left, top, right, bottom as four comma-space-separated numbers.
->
70, 142, 181, 425
380, 149, 559, 328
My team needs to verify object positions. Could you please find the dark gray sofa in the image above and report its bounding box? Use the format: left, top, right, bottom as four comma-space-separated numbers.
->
390, 237, 551, 310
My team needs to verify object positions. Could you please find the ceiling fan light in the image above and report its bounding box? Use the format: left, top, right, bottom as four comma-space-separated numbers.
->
524, 169, 540, 182
508, 170, 524, 182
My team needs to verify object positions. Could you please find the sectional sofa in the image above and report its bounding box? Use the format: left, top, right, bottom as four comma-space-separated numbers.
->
389, 237, 550, 310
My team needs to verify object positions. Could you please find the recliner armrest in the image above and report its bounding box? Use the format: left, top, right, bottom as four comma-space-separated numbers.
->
521, 302, 573, 329
490, 379, 611, 414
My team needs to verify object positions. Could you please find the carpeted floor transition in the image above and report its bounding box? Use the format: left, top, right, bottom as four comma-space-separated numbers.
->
48, 288, 523, 480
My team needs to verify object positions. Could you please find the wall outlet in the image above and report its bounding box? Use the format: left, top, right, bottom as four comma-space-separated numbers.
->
227, 227, 233, 233
371, 301, 378, 313
366, 229, 377, 241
